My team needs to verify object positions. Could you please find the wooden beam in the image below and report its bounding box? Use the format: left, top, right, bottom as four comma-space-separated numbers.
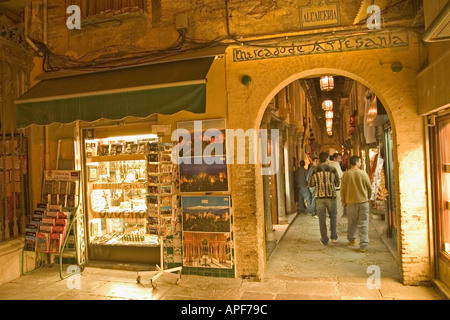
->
0, 5, 22, 23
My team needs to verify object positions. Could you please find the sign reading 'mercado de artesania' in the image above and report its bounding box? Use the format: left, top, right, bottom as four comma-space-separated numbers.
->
233, 31, 409, 62
300, 0, 340, 29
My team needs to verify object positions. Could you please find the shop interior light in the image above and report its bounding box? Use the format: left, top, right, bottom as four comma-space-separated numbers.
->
320, 76, 334, 92
325, 110, 334, 119
322, 100, 333, 111
103, 134, 158, 142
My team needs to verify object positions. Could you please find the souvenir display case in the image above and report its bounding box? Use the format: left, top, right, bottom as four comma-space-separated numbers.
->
83, 132, 176, 264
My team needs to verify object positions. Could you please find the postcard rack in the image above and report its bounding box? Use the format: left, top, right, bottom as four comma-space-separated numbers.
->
21, 170, 82, 279
137, 138, 181, 288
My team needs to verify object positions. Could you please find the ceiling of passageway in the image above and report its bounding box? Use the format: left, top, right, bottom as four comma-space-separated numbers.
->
300, 76, 355, 132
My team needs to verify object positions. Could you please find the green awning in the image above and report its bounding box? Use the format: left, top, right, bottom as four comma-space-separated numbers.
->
15, 56, 216, 128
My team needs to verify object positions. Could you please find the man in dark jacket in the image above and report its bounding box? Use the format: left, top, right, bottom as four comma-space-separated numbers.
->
309, 152, 340, 245
295, 160, 313, 215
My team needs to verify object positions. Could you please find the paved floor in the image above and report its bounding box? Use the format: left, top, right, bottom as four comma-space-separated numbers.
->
0, 214, 444, 300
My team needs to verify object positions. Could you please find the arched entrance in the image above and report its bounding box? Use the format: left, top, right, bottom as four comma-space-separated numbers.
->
225, 32, 430, 285
259, 73, 400, 281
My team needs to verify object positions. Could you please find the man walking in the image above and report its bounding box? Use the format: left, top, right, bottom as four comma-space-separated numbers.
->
306, 156, 319, 218
309, 152, 340, 245
328, 153, 344, 231
341, 156, 372, 253
295, 160, 313, 215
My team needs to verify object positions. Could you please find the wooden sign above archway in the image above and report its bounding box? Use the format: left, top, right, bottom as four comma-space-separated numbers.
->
299, 0, 341, 29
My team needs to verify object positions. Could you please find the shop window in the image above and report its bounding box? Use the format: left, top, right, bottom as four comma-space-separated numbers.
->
436, 116, 450, 257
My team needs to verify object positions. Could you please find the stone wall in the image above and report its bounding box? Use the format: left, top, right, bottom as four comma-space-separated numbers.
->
28, 0, 416, 59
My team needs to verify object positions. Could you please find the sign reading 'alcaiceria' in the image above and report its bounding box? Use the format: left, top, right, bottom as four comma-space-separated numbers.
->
300, 0, 340, 29
233, 30, 409, 62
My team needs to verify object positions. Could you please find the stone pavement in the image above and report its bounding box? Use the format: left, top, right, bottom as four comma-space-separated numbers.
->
0, 214, 444, 300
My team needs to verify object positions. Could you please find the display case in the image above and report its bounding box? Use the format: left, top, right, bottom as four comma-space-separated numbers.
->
83, 132, 176, 264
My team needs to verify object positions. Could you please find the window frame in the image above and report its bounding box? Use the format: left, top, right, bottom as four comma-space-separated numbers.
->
432, 113, 450, 263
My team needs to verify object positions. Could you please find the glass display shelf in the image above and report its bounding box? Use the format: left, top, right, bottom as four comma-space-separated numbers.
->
89, 217, 159, 247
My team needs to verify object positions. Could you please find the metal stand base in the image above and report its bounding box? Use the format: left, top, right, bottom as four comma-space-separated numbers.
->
136, 235, 182, 289
136, 265, 182, 289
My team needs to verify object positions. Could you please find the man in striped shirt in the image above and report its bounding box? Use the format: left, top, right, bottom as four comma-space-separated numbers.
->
309, 152, 340, 245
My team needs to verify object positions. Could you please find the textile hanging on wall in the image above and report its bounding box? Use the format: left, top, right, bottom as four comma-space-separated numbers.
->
370, 154, 384, 201
370, 153, 378, 181
364, 91, 377, 144
376, 167, 388, 201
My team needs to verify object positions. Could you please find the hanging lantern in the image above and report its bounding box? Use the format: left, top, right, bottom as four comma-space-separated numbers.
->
325, 110, 334, 119
322, 100, 333, 111
326, 119, 333, 130
320, 76, 334, 91
327, 126, 333, 136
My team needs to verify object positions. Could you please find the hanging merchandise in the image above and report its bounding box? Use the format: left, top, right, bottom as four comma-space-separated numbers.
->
349, 111, 356, 137
370, 148, 386, 203
364, 91, 377, 144
370, 152, 378, 181
0, 134, 28, 242
372, 166, 389, 212
308, 128, 315, 155
376, 168, 389, 201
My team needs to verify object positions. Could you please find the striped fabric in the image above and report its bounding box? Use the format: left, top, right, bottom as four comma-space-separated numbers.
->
309, 164, 340, 199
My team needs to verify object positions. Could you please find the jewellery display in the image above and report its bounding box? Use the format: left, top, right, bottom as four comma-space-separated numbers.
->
85, 134, 177, 249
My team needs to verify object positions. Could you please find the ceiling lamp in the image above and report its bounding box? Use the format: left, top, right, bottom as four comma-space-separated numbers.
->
325, 110, 334, 119
326, 118, 333, 127
322, 100, 333, 111
320, 76, 334, 92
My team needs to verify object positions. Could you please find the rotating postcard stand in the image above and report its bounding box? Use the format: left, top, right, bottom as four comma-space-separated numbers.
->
137, 129, 181, 289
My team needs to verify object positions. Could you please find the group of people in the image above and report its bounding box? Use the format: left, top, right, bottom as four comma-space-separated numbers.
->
295, 152, 372, 252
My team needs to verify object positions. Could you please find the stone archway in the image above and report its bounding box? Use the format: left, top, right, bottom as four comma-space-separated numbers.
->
225, 31, 430, 285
